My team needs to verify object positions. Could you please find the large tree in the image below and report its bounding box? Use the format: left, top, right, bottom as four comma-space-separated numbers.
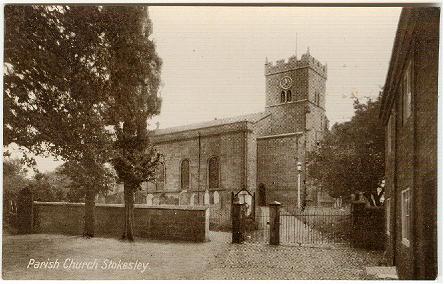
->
4, 5, 162, 240
103, 6, 162, 241
4, 5, 114, 237
60, 160, 116, 203
307, 95, 385, 206
30, 171, 68, 202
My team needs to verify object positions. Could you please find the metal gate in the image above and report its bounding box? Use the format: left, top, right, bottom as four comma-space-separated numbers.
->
243, 205, 351, 246
280, 206, 351, 246
244, 206, 269, 243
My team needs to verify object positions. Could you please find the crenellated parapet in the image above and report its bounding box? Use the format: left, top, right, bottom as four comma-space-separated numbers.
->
265, 51, 327, 78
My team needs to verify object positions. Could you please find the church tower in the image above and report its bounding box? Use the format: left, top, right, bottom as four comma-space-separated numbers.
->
257, 49, 329, 209
264, 48, 328, 150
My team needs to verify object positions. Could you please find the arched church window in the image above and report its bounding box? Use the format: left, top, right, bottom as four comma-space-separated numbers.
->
180, 159, 190, 190
280, 91, 286, 103
286, 90, 292, 102
208, 156, 220, 189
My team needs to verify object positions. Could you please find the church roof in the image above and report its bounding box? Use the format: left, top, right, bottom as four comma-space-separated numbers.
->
152, 111, 270, 136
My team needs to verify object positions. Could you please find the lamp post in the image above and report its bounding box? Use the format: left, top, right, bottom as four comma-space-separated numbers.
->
297, 161, 302, 209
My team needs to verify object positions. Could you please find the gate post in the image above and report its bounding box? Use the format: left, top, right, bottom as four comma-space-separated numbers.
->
232, 201, 246, 243
269, 201, 281, 245
351, 193, 366, 248
17, 187, 33, 234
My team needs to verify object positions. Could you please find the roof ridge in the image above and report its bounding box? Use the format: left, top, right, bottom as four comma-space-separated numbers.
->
152, 111, 269, 136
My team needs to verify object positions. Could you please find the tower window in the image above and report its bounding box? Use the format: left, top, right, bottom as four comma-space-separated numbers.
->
280, 91, 286, 103
180, 159, 190, 190
286, 90, 292, 102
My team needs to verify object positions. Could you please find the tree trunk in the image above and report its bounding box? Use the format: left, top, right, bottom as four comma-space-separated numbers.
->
121, 183, 135, 241
84, 189, 95, 238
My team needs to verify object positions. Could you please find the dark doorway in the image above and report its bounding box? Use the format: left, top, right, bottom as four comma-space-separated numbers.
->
258, 183, 266, 206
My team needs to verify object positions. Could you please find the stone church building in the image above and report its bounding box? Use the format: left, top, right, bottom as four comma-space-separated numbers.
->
140, 49, 330, 216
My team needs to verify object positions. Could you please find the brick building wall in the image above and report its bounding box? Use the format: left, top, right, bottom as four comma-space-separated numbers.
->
305, 103, 327, 151
149, 122, 256, 194
393, 66, 415, 279
381, 8, 438, 280
257, 135, 299, 190
412, 10, 438, 278
307, 68, 327, 109
246, 132, 258, 192
264, 103, 306, 135
257, 135, 304, 207
384, 109, 396, 266
142, 121, 258, 228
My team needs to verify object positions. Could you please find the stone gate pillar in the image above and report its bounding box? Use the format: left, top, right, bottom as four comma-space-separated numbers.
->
351, 193, 367, 248
269, 201, 281, 245
17, 187, 33, 234
232, 201, 246, 244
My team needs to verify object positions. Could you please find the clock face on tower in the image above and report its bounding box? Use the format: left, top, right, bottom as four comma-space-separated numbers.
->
280, 76, 293, 90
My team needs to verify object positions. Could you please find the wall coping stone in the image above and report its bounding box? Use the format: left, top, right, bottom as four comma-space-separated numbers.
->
33, 201, 209, 211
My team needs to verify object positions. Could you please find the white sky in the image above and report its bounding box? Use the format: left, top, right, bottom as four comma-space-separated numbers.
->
9, 7, 402, 173
149, 7, 401, 128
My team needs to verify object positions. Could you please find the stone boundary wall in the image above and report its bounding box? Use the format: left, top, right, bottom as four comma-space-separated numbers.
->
32, 202, 209, 242
144, 190, 234, 231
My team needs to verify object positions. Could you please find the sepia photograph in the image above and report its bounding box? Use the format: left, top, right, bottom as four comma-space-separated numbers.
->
2, 2, 439, 280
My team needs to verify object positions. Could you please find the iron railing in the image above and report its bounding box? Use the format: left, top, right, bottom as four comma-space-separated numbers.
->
243, 206, 351, 245
245, 213, 269, 243
280, 206, 351, 245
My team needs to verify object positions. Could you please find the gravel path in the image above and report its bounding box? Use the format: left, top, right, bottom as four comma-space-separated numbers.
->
2, 232, 382, 280
2, 232, 231, 280
201, 243, 383, 280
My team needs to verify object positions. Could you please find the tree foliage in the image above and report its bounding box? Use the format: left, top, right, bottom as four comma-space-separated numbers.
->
4, 6, 112, 161
30, 171, 69, 202
59, 160, 116, 202
3, 159, 30, 202
3, 159, 72, 203
4, 5, 163, 240
4, 5, 115, 236
307, 95, 385, 206
102, 6, 162, 241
